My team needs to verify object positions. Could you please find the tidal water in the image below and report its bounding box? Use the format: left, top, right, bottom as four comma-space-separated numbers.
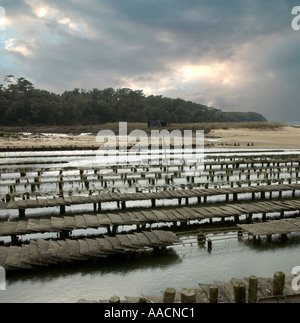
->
1, 234, 300, 303
0, 148, 300, 303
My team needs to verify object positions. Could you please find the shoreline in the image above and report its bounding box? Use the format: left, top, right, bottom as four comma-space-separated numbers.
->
0, 125, 299, 151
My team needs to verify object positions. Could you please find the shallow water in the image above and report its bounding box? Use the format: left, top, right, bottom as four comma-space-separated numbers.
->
1, 233, 300, 303
1, 148, 300, 303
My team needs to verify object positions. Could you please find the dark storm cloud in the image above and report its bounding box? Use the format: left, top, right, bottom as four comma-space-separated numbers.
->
1, 0, 300, 122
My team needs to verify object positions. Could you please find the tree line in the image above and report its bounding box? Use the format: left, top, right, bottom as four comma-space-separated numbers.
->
0, 75, 267, 126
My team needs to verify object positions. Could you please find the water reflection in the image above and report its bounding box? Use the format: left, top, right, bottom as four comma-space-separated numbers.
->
7, 248, 181, 285
242, 233, 300, 251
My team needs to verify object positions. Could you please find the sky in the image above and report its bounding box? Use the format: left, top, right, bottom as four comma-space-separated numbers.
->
0, 0, 300, 123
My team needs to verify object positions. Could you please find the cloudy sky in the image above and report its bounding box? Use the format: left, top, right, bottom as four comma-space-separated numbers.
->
0, 0, 300, 122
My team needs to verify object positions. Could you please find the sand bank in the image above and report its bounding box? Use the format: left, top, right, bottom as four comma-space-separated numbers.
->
0, 125, 299, 150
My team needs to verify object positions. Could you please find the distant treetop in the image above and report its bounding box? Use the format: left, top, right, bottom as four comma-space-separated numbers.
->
0, 75, 267, 126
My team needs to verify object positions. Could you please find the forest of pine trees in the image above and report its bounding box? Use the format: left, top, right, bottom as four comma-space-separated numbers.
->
0, 75, 267, 126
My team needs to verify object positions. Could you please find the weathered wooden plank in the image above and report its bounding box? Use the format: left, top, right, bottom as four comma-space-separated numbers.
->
33, 240, 56, 265
192, 207, 215, 218
48, 240, 69, 262
0, 222, 18, 236
96, 214, 112, 226
27, 218, 41, 232
126, 234, 145, 248
54, 197, 65, 206
106, 213, 125, 225
46, 198, 59, 207
6, 246, 29, 270
85, 238, 107, 257
152, 230, 180, 244
116, 234, 137, 249
140, 210, 159, 222
133, 232, 152, 247
218, 206, 240, 216
75, 215, 88, 229
96, 238, 116, 254
118, 212, 135, 225
51, 217, 65, 231
169, 210, 187, 221
19, 244, 36, 269
104, 236, 126, 253
160, 210, 180, 222
143, 231, 164, 246
6, 200, 23, 210
63, 216, 76, 230
214, 281, 235, 303
126, 212, 141, 225
15, 220, 28, 234
152, 210, 171, 222
131, 212, 147, 223
37, 198, 48, 207
176, 208, 195, 220
65, 239, 89, 260
63, 197, 73, 205
182, 207, 204, 220
70, 196, 85, 204
83, 214, 100, 228
78, 239, 92, 257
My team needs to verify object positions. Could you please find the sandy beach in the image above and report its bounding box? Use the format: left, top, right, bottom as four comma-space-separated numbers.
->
208, 126, 300, 150
0, 125, 299, 150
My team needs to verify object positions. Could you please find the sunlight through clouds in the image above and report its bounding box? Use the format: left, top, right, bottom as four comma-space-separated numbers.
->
1, 0, 300, 122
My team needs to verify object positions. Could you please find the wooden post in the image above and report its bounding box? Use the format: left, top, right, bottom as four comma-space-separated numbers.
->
207, 238, 212, 252
60, 205, 66, 214
109, 296, 121, 303
19, 209, 26, 218
163, 287, 176, 303
233, 281, 246, 303
59, 230, 70, 240
237, 230, 243, 240
180, 288, 196, 303
11, 234, 18, 246
112, 225, 118, 235
151, 199, 156, 208
248, 275, 258, 303
247, 213, 253, 223
209, 285, 218, 303
272, 271, 285, 296
281, 234, 288, 242
197, 232, 206, 245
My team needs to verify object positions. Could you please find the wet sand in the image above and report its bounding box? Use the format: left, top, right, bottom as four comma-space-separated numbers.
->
0, 125, 299, 150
